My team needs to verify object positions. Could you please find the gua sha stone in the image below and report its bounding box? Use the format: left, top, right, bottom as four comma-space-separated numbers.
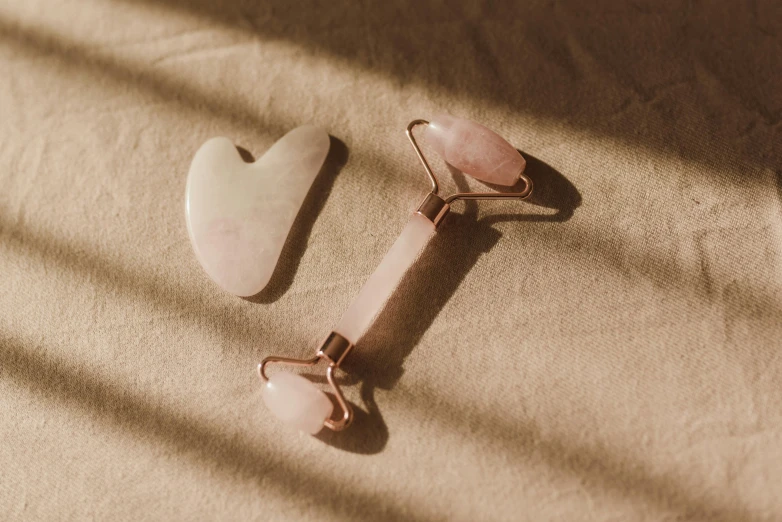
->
422, 113, 526, 186
186, 126, 330, 296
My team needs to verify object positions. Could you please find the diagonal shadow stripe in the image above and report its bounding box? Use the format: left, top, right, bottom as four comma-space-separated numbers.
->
115, 0, 781, 180
399, 383, 767, 522
0, 15, 285, 137
0, 211, 253, 345
0, 333, 436, 522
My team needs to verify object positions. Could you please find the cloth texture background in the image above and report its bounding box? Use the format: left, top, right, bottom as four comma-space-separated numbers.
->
1, 1, 781, 520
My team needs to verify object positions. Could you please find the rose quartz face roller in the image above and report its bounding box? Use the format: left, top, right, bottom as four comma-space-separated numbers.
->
259, 115, 533, 434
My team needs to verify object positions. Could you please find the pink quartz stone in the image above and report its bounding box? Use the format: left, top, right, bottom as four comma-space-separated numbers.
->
261, 372, 334, 434
422, 114, 526, 186
335, 213, 435, 343
186, 126, 330, 296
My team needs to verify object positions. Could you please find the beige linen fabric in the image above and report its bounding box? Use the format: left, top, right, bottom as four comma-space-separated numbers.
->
1, 1, 781, 520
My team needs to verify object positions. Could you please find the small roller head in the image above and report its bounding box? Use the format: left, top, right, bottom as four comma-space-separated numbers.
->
260, 372, 333, 434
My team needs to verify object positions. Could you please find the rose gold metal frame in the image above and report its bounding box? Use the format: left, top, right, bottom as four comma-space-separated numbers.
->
258, 331, 354, 431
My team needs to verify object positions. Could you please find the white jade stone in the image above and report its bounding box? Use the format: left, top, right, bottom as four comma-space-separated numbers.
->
186, 126, 330, 296
261, 372, 333, 434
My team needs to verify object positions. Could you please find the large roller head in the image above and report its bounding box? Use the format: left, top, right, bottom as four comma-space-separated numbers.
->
422, 114, 526, 186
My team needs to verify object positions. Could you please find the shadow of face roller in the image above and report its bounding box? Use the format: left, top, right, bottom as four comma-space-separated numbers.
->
520, 153, 582, 222
316, 153, 580, 454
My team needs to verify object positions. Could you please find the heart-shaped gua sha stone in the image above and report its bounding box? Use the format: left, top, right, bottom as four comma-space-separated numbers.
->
422, 114, 526, 186
186, 126, 330, 296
